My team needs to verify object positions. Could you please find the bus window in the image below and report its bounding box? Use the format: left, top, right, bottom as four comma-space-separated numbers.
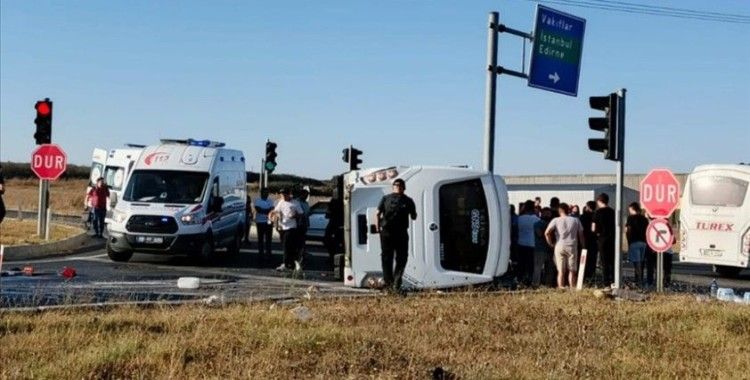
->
439, 179, 489, 274
690, 176, 748, 207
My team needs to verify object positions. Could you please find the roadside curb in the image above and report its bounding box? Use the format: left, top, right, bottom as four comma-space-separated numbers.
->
2, 231, 105, 262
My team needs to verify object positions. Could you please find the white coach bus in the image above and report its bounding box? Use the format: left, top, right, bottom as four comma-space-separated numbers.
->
340, 166, 511, 289
679, 164, 750, 277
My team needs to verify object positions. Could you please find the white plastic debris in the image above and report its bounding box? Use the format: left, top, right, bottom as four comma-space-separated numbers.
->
716, 288, 735, 302
177, 277, 201, 289
203, 294, 224, 306
745, 292, 750, 304
291, 305, 312, 321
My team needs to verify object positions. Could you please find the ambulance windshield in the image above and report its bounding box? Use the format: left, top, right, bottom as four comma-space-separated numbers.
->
124, 170, 209, 204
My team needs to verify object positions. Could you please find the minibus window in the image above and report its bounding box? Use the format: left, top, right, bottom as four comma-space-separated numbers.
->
439, 179, 489, 274
690, 176, 748, 207
124, 170, 209, 204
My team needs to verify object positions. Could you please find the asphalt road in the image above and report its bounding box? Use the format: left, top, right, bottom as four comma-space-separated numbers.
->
2, 238, 749, 309
1, 239, 370, 309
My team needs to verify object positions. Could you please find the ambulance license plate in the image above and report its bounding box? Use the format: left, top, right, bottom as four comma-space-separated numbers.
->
137, 236, 164, 244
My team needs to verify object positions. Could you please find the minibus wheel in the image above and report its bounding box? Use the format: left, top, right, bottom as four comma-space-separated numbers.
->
713, 265, 742, 278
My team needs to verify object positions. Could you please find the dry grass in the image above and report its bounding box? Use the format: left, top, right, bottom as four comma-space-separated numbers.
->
2, 178, 88, 216
1, 291, 748, 379
0, 218, 83, 246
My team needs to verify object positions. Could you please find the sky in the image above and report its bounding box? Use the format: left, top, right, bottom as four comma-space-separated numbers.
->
1, 0, 748, 179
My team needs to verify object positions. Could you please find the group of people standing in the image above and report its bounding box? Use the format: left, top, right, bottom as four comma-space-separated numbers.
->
247, 187, 311, 272
511, 193, 670, 289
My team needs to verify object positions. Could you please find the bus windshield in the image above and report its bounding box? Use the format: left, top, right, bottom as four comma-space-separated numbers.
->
690, 176, 748, 207
439, 179, 489, 274
123, 170, 209, 204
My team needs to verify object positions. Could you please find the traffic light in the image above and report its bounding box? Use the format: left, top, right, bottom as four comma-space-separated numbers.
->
588, 93, 619, 161
341, 146, 363, 171
265, 141, 278, 173
342, 148, 350, 164
349, 147, 362, 171
34, 98, 53, 145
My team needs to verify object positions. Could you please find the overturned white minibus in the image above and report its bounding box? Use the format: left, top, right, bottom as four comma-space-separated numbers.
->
340, 166, 511, 289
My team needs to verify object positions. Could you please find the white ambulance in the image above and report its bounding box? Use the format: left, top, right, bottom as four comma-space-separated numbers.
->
341, 166, 511, 289
679, 164, 750, 277
106, 139, 246, 262
88, 145, 144, 221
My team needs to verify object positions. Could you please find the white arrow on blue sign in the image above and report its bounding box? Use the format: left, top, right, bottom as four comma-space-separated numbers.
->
528, 5, 586, 97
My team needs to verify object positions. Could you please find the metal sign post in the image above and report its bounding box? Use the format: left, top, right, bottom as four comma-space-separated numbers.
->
646, 218, 674, 293
482, 6, 585, 173
483, 12, 499, 173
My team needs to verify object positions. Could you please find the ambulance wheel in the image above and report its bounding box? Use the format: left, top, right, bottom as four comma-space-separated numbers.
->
197, 236, 214, 263
227, 228, 242, 256
713, 265, 742, 278
107, 243, 133, 262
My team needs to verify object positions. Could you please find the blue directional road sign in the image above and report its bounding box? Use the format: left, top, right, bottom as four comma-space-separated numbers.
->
528, 5, 586, 97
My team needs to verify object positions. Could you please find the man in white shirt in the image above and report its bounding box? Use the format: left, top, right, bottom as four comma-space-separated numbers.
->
545, 203, 586, 289
270, 188, 304, 271
253, 188, 275, 259
517, 200, 541, 285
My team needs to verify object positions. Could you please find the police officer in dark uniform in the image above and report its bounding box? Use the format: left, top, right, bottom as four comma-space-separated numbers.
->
375, 178, 417, 292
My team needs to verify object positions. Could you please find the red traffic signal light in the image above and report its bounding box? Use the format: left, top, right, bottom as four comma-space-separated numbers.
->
36, 101, 51, 116
34, 98, 53, 145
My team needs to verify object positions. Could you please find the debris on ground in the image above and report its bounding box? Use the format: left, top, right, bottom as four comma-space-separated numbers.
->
59, 266, 76, 279
22, 266, 34, 276
611, 288, 649, 302
291, 305, 312, 321
203, 294, 225, 306
177, 277, 201, 289
303, 285, 320, 300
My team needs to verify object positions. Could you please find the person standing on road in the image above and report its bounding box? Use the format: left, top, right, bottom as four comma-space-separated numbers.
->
375, 178, 417, 293
545, 203, 586, 289
295, 188, 311, 264
580, 201, 598, 282
532, 207, 554, 286
517, 200, 541, 285
0, 164, 6, 225
243, 194, 253, 244
270, 188, 304, 271
592, 193, 616, 285
254, 188, 275, 259
324, 197, 344, 266
625, 202, 649, 285
86, 177, 110, 238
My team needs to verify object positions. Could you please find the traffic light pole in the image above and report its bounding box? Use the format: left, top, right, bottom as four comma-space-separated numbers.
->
614, 88, 626, 289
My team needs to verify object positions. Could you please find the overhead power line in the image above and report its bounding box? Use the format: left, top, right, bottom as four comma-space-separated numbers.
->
524, 0, 750, 24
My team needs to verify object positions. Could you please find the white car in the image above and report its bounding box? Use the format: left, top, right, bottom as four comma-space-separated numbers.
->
306, 201, 329, 240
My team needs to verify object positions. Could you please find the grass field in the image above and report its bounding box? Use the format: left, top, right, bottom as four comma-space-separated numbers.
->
0, 218, 82, 246
1, 291, 748, 379
1, 179, 329, 217
2, 178, 88, 216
